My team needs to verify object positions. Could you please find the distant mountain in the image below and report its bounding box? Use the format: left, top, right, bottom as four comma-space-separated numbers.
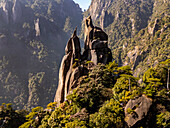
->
0, 0, 82, 109
83, 0, 169, 77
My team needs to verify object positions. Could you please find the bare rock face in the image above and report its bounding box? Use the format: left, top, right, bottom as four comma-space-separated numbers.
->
125, 95, 152, 127
12, 0, 22, 23
54, 27, 83, 105
54, 16, 112, 106
0, 0, 22, 24
83, 16, 112, 64
148, 19, 159, 35
35, 18, 41, 37
0, 0, 9, 23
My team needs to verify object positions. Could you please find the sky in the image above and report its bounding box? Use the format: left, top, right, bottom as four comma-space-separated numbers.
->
73, 0, 91, 11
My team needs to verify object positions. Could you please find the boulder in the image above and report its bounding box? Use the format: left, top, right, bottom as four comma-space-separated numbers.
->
90, 39, 112, 65
125, 95, 152, 127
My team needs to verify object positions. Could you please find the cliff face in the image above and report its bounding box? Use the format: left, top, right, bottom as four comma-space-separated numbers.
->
85, 0, 154, 42
0, 0, 82, 109
84, 0, 169, 77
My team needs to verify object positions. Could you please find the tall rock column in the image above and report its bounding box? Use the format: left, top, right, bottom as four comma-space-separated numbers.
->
83, 16, 112, 64
54, 28, 82, 105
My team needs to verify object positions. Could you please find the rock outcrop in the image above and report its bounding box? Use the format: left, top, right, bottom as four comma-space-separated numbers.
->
148, 19, 159, 35
125, 95, 152, 127
0, 0, 22, 24
12, 0, 22, 23
54, 27, 83, 104
83, 16, 112, 65
0, 0, 9, 23
54, 16, 112, 105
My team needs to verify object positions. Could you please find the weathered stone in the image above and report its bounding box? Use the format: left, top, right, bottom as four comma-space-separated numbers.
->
54, 16, 112, 106
93, 27, 108, 41
83, 15, 112, 64
54, 27, 81, 105
0, 0, 22, 24
148, 19, 159, 35
84, 16, 94, 50
12, 0, 22, 23
54, 52, 72, 104
0, 0, 9, 23
69, 66, 88, 90
35, 18, 41, 37
90, 39, 112, 65
125, 95, 152, 127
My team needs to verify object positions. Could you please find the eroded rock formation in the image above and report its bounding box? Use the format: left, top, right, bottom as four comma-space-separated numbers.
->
54, 16, 112, 105
83, 16, 112, 65
125, 95, 152, 127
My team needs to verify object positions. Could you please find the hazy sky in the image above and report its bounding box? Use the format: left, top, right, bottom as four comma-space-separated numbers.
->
73, 0, 91, 10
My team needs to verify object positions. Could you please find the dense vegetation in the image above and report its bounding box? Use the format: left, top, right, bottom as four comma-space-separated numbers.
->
113, 15, 170, 78
83, 0, 169, 78
1, 59, 169, 128
0, 0, 169, 127
0, 0, 82, 110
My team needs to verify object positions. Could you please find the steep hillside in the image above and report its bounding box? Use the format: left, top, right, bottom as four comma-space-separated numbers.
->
113, 15, 169, 78
3, 59, 168, 128
0, 0, 82, 110
83, 0, 154, 44
83, 0, 169, 77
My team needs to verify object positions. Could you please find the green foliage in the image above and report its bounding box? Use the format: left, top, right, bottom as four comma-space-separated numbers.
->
117, 65, 132, 75
63, 17, 74, 35
30, 40, 48, 62
65, 120, 87, 128
20, 106, 44, 128
109, 7, 170, 78
89, 100, 124, 128
0, 103, 27, 128
2, 60, 169, 128
25, 72, 45, 110
113, 74, 141, 102
157, 112, 170, 128
46, 102, 57, 110
126, 108, 135, 115
67, 63, 117, 113
0, 0, 82, 111
143, 59, 170, 97
22, 22, 30, 29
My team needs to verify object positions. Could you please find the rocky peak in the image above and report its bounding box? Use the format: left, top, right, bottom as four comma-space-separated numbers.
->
54, 16, 112, 106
